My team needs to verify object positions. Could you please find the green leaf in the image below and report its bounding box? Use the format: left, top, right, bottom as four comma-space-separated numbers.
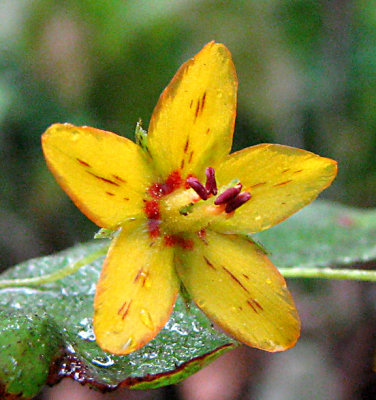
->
0, 242, 236, 399
0, 309, 62, 398
256, 201, 376, 268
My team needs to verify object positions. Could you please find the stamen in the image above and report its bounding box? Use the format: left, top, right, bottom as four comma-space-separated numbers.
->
187, 177, 208, 200
214, 183, 242, 205
205, 167, 217, 195
225, 192, 251, 213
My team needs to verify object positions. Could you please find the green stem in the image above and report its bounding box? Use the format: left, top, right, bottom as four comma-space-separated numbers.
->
279, 267, 376, 282
0, 244, 375, 288
0, 245, 109, 288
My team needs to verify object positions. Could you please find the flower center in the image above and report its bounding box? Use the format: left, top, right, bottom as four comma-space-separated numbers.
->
144, 167, 252, 238
186, 167, 251, 213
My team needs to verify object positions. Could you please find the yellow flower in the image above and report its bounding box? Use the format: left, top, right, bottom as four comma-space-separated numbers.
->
42, 42, 337, 355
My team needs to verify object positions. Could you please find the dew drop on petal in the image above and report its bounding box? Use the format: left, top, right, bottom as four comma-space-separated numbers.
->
197, 300, 205, 308
144, 276, 152, 289
140, 308, 154, 330
139, 271, 147, 279
121, 337, 133, 351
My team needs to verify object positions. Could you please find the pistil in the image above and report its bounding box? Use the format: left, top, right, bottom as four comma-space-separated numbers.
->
156, 167, 252, 235
214, 183, 242, 205
185, 167, 252, 214
187, 177, 208, 200
225, 191, 252, 213
205, 167, 217, 195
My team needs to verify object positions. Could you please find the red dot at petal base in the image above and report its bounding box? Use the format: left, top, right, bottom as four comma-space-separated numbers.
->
165, 170, 183, 192
164, 234, 194, 250
148, 220, 160, 238
144, 200, 160, 220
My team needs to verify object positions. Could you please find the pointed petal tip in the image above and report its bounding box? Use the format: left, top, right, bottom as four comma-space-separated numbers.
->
265, 325, 301, 353
42, 122, 74, 135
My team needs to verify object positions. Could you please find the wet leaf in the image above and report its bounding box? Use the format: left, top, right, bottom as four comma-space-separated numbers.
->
0, 242, 236, 399
256, 201, 376, 268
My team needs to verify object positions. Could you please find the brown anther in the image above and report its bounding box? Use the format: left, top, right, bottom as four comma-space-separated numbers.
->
205, 167, 217, 195
214, 183, 242, 205
187, 177, 208, 200
225, 191, 251, 213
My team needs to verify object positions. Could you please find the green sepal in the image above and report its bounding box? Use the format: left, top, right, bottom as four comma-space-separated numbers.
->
94, 228, 117, 239
179, 282, 193, 311
135, 119, 148, 151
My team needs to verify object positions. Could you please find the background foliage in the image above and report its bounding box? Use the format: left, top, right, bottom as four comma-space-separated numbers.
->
0, 1, 375, 399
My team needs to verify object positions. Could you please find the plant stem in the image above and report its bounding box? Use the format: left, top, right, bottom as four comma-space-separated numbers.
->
0, 245, 109, 288
1, 245, 375, 288
279, 267, 376, 281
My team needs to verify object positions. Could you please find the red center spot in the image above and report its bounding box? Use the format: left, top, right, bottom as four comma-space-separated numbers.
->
148, 183, 166, 199
148, 220, 160, 238
144, 200, 161, 238
198, 229, 206, 239
164, 235, 194, 250
163, 235, 177, 247
144, 200, 160, 220
165, 170, 183, 192
148, 170, 183, 199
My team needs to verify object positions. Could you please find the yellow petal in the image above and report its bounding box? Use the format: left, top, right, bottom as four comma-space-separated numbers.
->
94, 225, 178, 354
42, 123, 156, 229
175, 230, 300, 352
211, 144, 337, 233
148, 41, 237, 180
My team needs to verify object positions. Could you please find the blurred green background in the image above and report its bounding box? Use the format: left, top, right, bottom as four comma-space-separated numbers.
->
0, 1, 375, 399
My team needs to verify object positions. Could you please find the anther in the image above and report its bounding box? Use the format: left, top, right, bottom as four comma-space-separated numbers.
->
205, 167, 217, 195
214, 183, 242, 205
225, 192, 251, 213
187, 177, 208, 200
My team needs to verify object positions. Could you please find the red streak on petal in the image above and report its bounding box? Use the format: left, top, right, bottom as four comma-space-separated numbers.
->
197, 229, 208, 245
198, 229, 206, 239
